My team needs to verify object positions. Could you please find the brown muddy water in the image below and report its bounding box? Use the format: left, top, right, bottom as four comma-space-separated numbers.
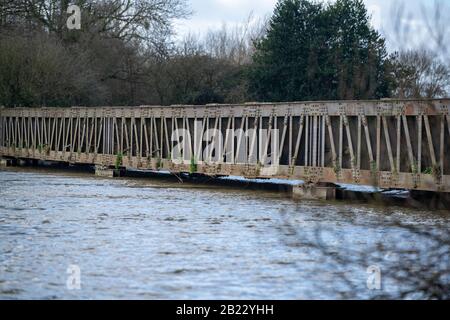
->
0, 167, 449, 299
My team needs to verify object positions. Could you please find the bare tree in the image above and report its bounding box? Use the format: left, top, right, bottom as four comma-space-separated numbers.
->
0, 0, 190, 46
421, 0, 450, 64
385, 1, 450, 99
203, 13, 268, 66
277, 206, 450, 299
0, 30, 104, 107
391, 49, 450, 99
0, 0, 191, 107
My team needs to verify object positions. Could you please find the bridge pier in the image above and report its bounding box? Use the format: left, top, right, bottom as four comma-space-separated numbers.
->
95, 165, 125, 178
0, 157, 15, 167
292, 183, 337, 201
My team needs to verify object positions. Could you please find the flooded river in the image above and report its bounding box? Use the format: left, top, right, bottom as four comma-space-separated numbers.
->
0, 168, 449, 299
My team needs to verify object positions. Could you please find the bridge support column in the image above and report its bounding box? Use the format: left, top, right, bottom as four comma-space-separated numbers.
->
95, 165, 125, 178
0, 158, 15, 167
292, 183, 337, 201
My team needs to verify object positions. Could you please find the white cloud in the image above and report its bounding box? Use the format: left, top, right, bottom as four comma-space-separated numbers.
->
174, 0, 448, 51
215, 0, 245, 10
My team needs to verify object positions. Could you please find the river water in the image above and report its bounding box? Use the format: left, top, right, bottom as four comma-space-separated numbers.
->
0, 168, 449, 299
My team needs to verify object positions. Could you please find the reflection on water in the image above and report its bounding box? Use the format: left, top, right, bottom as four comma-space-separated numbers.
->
0, 168, 448, 299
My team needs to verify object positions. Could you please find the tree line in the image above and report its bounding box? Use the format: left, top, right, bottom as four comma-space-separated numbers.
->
0, 0, 449, 108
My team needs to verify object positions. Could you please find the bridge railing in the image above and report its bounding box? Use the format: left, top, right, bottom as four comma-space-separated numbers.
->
1, 99, 449, 192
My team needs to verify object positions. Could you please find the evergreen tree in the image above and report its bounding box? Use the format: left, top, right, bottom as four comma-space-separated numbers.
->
249, 0, 328, 102
328, 0, 391, 99
249, 0, 393, 102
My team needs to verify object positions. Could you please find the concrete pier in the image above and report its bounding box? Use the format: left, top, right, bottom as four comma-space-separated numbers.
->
292, 184, 337, 201
95, 166, 125, 178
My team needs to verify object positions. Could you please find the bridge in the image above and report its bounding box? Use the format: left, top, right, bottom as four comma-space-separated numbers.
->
1, 99, 450, 197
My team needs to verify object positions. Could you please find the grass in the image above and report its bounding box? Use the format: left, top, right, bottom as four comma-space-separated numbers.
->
115, 152, 123, 170
189, 156, 198, 174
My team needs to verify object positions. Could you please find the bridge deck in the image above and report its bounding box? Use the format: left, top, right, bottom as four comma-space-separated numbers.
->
1, 99, 449, 192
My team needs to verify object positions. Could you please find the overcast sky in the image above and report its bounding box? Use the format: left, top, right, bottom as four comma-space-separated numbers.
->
174, 0, 450, 52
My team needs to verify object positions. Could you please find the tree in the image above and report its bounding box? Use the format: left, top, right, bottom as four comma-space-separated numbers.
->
0, 0, 190, 108
249, 0, 328, 102
248, 0, 393, 102
162, 51, 248, 105
328, 0, 392, 100
0, 31, 103, 107
203, 13, 268, 66
0, 1, 189, 46
391, 50, 450, 99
